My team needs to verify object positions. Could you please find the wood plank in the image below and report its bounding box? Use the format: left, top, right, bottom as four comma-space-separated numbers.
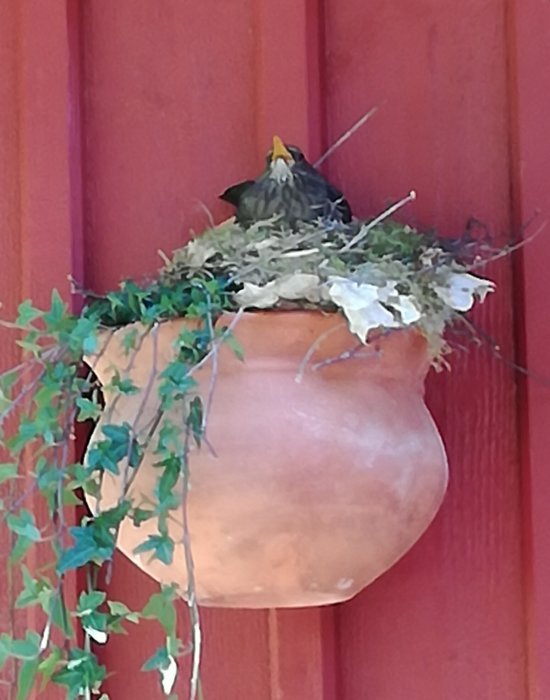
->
254, 0, 325, 160
323, 1, 526, 697
0, 2, 24, 695
0, 1, 83, 697
80, 0, 260, 289
507, 1, 550, 698
81, 2, 337, 697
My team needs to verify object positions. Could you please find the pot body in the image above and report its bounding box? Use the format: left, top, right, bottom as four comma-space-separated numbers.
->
87, 312, 448, 608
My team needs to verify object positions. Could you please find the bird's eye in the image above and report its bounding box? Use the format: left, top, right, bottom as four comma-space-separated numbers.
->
287, 146, 304, 162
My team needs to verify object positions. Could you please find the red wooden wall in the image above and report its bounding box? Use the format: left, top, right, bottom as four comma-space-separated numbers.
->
1, 1, 549, 698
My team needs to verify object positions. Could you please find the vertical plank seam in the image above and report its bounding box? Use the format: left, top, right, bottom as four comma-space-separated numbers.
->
503, 0, 541, 697
268, 609, 282, 700
66, 0, 86, 299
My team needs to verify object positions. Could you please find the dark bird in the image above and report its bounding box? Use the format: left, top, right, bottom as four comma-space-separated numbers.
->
220, 136, 352, 228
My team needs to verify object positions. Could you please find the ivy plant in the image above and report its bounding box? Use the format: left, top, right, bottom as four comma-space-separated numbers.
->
0, 277, 232, 700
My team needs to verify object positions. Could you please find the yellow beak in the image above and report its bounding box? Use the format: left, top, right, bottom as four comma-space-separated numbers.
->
271, 135, 292, 162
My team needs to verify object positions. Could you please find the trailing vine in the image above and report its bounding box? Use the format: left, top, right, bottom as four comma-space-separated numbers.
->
0, 277, 232, 699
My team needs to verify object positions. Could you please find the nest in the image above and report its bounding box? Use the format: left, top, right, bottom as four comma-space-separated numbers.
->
160, 216, 495, 358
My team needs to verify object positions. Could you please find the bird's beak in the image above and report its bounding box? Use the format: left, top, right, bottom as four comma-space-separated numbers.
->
271, 135, 292, 162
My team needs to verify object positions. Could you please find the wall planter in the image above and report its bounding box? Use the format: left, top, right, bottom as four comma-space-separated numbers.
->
87, 311, 448, 608
0, 210, 496, 697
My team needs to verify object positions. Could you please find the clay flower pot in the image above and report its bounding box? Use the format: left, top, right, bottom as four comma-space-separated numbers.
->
86, 311, 448, 608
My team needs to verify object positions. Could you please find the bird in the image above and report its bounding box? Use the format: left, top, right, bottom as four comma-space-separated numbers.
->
220, 136, 352, 228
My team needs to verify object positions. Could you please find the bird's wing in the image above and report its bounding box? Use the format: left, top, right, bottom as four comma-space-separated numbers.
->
219, 180, 255, 207
326, 182, 352, 223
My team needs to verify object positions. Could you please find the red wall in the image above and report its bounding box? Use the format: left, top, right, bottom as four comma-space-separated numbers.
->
1, 1, 549, 698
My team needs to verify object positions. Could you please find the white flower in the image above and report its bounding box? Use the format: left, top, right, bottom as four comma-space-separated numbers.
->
326, 278, 399, 342
326, 277, 422, 343
376, 281, 422, 324
434, 272, 495, 312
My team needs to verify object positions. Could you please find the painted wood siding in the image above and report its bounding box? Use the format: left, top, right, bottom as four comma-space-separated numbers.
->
1, 1, 549, 698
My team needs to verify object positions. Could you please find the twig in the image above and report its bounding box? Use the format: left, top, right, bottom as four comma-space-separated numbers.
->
187, 308, 245, 379
455, 315, 550, 388
180, 424, 201, 700
200, 298, 219, 454
105, 323, 161, 584
90, 327, 152, 517
310, 343, 379, 371
341, 191, 417, 252
295, 323, 347, 383
466, 219, 547, 271
0, 347, 65, 424
82, 566, 94, 700
314, 106, 380, 168
195, 200, 216, 228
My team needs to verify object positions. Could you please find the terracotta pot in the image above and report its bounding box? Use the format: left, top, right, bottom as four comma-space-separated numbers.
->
86, 311, 448, 608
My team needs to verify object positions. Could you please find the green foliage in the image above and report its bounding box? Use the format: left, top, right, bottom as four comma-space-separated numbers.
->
0, 275, 229, 699
52, 648, 106, 699
85, 277, 229, 328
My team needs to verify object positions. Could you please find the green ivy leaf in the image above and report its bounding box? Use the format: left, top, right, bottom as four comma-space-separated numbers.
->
107, 601, 140, 624
155, 455, 181, 506
0, 368, 18, 394
14, 566, 47, 609
186, 396, 203, 447
53, 648, 106, 699
105, 600, 140, 635
77, 590, 106, 615
6, 510, 41, 542
0, 371, 18, 412
223, 330, 245, 361
131, 507, 155, 527
43, 289, 68, 328
57, 525, 114, 574
112, 375, 140, 395
76, 396, 102, 422
61, 487, 83, 507
49, 593, 74, 639
142, 587, 177, 636
121, 327, 139, 353
0, 637, 8, 671
141, 645, 169, 672
9, 631, 41, 660
94, 501, 131, 531
0, 463, 18, 485
9, 535, 33, 564
16, 658, 40, 700
159, 362, 196, 402
38, 646, 63, 690
15, 300, 42, 327
133, 534, 174, 566
33, 384, 59, 409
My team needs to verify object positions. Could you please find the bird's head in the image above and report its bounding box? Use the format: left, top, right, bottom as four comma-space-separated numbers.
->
266, 136, 305, 183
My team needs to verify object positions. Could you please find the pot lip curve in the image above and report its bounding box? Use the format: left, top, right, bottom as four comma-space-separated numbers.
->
87, 309, 432, 386
90, 309, 430, 361
94, 308, 427, 341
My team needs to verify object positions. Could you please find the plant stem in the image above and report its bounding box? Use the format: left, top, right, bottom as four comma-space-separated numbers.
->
340, 191, 417, 252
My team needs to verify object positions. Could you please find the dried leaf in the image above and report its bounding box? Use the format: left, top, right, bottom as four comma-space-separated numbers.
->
274, 274, 322, 302
234, 281, 279, 308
